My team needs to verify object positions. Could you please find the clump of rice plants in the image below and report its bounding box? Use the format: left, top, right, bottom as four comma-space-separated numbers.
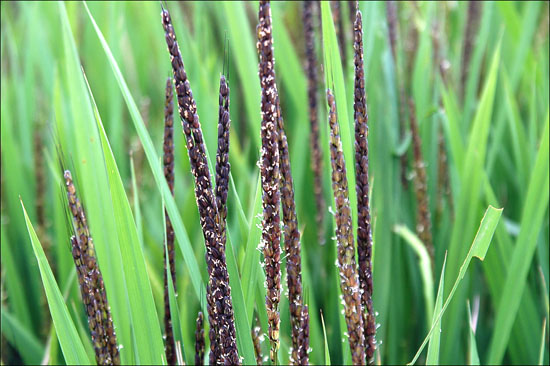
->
2, 2, 548, 366
161, 6, 239, 364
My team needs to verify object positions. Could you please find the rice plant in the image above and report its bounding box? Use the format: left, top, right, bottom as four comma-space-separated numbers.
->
1, 1, 548, 366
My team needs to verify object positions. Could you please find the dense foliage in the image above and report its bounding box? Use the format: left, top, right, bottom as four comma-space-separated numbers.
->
1, 2, 548, 365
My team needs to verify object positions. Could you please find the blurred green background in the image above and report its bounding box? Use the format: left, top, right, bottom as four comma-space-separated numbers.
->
1, 1, 548, 365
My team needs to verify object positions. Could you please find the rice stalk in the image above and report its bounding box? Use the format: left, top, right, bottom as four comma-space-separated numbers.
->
302, 0, 326, 246
130, 95, 152, 189
161, 8, 239, 364
461, 2, 482, 102
195, 311, 205, 366
332, 1, 347, 73
435, 125, 453, 221
64, 170, 119, 365
275, 96, 309, 365
431, 18, 451, 87
386, 1, 409, 189
256, 1, 282, 363
34, 129, 46, 230
331, 0, 348, 72
407, 99, 434, 266
326, 89, 366, 365
386, 1, 398, 64
162, 76, 177, 366
129, 97, 149, 188
404, 2, 419, 91
352, 7, 376, 363
431, 18, 454, 223
316, 1, 323, 45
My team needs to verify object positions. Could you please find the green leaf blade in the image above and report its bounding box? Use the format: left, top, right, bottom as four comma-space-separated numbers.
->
487, 114, 550, 364
86, 66, 165, 365
21, 200, 92, 366
409, 205, 502, 365
426, 254, 447, 365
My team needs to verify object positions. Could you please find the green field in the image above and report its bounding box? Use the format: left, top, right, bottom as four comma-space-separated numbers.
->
1, 1, 548, 365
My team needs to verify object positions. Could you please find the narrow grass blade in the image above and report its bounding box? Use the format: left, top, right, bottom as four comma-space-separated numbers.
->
241, 173, 263, 321
441, 86, 465, 170
501, 70, 529, 190
466, 301, 480, 365
487, 114, 550, 364
426, 254, 447, 365
443, 42, 501, 362
130, 154, 143, 246
20, 200, 91, 365
271, 2, 309, 205
58, 4, 133, 361
226, 231, 257, 365
219, 2, 260, 150
394, 225, 434, 323
409, 205, 502, 365
540, 267, 550, 335
321, 310, 331, 366
482, 173, 542, 363
539, 319, 546, 366
229, 173, 250, 243
504, 1, 541, 89
462, 2, 493, 127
